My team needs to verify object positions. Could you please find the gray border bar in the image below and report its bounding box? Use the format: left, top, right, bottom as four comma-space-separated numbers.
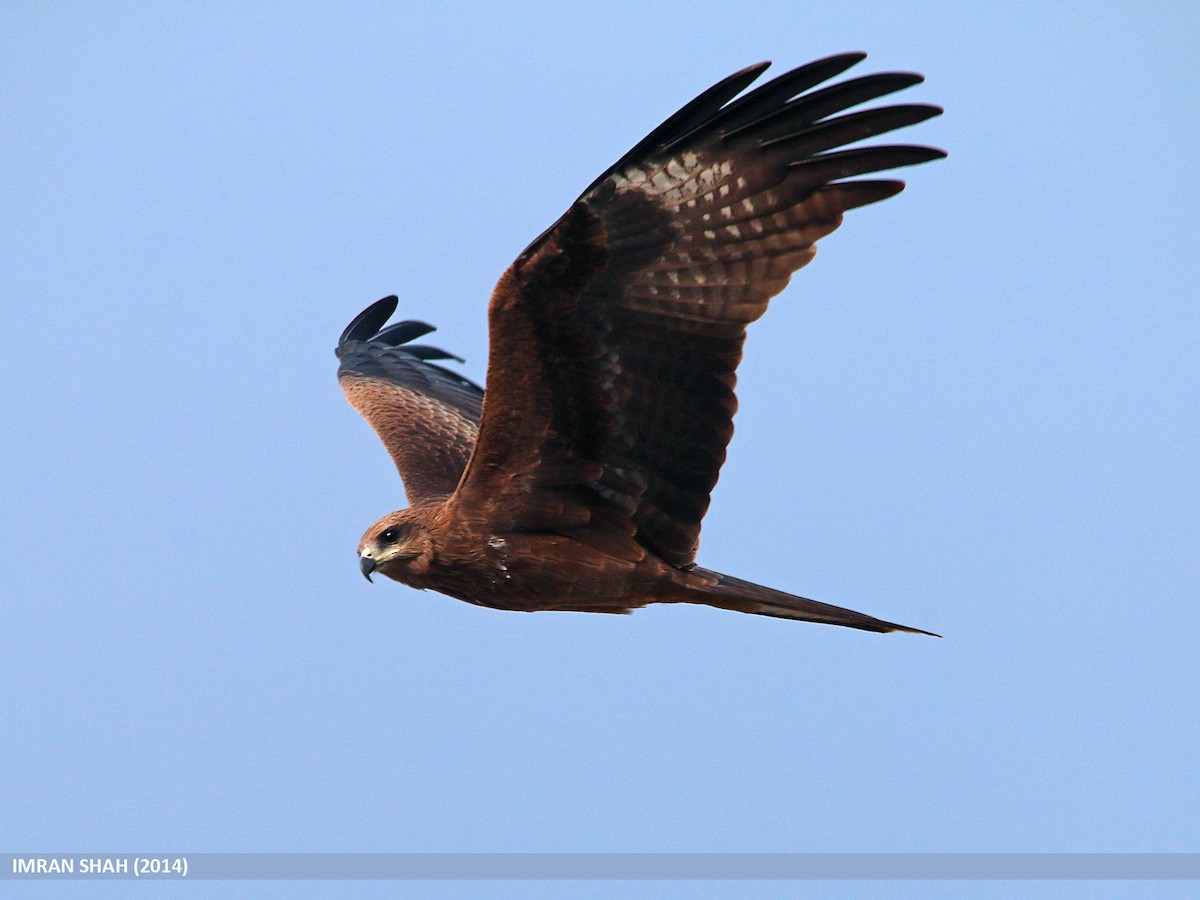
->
4, 853, 1200, 880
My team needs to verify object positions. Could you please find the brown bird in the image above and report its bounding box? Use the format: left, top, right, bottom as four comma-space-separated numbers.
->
338, 53, 943, 634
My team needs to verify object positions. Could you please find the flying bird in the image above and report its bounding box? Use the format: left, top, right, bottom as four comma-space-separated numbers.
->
337, 53, 944, 634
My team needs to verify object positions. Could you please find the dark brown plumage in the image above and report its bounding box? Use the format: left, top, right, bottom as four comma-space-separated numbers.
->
338, 54, 944, 634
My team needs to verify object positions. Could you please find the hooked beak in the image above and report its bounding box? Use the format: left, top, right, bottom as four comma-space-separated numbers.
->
359, 554, 377, 582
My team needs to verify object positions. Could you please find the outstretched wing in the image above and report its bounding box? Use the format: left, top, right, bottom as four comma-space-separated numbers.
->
337, 296, 483, 503
453, 54, 945, 565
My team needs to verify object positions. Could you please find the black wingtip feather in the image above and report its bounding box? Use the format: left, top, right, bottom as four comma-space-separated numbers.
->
373, 320, 437, 346
338, 295, 398, 348
828, 179, 908, 210
403, 345, 466, 363
787, 144, 947, 183
732, 71, 931, 139
671, 53, 870, 150
336, 296, 483, 397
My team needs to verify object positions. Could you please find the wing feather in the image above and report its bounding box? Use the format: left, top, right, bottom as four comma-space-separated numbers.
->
453, 55, 944, 564
337, 296, 482, 503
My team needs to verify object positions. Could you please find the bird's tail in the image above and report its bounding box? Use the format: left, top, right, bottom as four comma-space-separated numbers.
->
676, 567, 939, 636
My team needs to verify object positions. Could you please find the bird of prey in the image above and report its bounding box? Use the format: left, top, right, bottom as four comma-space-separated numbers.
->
337, 53, 943, 634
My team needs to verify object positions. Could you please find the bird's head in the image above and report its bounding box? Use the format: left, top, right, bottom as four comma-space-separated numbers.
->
357, 508, 436, 582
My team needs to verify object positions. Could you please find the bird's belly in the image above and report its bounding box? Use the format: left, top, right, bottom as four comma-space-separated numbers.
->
428, 531, 662, 613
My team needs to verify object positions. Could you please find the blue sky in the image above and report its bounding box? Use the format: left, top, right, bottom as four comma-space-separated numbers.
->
2, 1, 1197, 894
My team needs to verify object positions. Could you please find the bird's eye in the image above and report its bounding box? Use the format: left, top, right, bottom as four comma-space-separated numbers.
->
380, 526, 403, 544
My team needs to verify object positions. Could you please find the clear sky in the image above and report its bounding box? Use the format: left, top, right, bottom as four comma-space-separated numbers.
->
2, 2, 1197, 896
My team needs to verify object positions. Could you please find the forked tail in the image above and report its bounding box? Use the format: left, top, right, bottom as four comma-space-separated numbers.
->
681, 567, 939, 636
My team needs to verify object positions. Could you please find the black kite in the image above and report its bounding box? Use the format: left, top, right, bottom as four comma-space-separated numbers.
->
338, 54, 943, 634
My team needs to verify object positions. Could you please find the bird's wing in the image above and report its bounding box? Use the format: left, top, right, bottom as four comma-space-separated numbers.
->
338, 296, 483, 503
451, 54, 944, 565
